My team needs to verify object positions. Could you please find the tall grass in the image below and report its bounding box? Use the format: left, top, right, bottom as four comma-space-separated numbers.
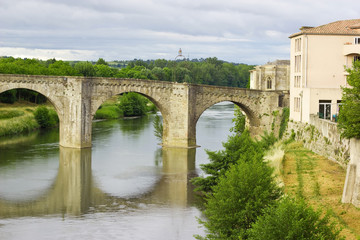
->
264, 141, 285, 187
0, 109, 25, 119
0, 114, 39, 137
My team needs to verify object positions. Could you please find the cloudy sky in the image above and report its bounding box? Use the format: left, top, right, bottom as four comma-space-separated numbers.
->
0, 0, 359, 64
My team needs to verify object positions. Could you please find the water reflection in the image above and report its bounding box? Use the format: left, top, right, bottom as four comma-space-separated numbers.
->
0, 146, 197, 218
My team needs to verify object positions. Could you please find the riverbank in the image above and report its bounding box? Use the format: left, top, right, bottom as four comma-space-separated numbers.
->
0, 103, 40, 137
279, 142, 360, 240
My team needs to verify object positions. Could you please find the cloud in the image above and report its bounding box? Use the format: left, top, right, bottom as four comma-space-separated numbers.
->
0, 0, 358, 64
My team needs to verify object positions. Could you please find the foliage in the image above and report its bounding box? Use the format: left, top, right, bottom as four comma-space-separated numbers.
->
0, 90, 17, 104
230, 105, 246, 134
74, 61, 96, 77
338, 60, 360, 139
197, 159, 282, 240
34, 106, 58, 128
191, 130, 264, 193
0, 57, 253, 88
248, 198, 343, 240
279, 107, 290, 139
153, 114, 163, 142
118, 92, 148, 117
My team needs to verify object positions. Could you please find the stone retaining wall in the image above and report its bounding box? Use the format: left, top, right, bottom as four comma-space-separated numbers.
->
286, 114, 350, 167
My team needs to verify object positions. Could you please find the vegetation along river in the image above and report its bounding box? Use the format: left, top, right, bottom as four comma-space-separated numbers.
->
0, 102, 235, 240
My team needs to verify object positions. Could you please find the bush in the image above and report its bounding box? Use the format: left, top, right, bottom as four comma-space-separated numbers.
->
118, 92, 148, 117
34, 106, 58, 128
94, 105, 122, 119
197, 160, 282, 240
248, 198, 343, 240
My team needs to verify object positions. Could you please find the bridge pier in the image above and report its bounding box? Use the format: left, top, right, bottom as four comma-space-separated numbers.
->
59, 78, 92, 149
161, 84, 197, 148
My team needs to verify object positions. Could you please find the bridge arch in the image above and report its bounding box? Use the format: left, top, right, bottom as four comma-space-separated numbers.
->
91, 90, 166, 120
193, 98, 260, 132
0, 87, 63, 124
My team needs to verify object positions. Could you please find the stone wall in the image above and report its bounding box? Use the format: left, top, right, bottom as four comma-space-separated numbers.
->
285, 114, 350, 167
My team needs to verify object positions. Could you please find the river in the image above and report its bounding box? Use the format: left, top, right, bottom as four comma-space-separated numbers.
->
0, 102, 235, 240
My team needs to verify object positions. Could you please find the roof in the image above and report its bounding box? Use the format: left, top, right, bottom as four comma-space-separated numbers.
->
289, 19, 360, 38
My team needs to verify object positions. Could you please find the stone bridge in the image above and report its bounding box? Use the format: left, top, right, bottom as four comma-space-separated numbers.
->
0, 74, 289, 148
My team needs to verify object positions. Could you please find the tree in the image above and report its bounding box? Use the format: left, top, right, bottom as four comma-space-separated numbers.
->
197, 159, 281, 240
191, 130, 264, 193
338, 60, 360, 139
96, 58, 108, 66
230, 105, 246, 134
74, 61, 96, 77
248, 198, 343, 240
118, 92, 148, 117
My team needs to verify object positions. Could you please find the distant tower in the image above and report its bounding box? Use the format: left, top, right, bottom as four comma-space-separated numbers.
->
175, 48, 186, 60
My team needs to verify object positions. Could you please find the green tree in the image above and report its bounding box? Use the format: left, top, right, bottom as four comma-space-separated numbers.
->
230, 105, 246, 134
338, 60, 360, 139
74, 61, 96, 77
118, 92, 148, 117
96, 58, 108, 66
191, 130, 264, 193
197, 159, 281, 240
248, 198, 343, 240
0, 90, 17, 104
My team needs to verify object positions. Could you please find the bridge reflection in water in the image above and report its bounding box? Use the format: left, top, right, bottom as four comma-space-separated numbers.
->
0, 147, 197, 218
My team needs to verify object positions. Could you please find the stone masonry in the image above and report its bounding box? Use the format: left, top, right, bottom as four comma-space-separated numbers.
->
0, 74, 289, 148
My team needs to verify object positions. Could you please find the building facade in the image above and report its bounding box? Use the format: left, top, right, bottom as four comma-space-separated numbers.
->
289, 19, 360, 123
249, 60, 290, 91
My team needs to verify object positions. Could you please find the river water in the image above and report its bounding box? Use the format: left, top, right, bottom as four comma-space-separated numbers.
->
0, 102, 235, 240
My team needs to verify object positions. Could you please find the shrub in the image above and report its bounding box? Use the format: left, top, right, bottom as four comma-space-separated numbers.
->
34, 106, 58, 128
94, 105, 122, 119
248, 198, 343, 240
197, 160, 282, 240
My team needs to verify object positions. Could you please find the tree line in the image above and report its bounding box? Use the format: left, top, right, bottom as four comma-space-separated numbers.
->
0, 57, 253, 87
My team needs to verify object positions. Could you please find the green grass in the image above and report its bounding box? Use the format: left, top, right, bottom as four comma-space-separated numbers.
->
0, 109, 25, 119
0, 114, 39, 137
94, 105, 123, 119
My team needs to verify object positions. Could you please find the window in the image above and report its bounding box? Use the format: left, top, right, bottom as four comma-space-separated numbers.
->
294, 97, 300, 112
355, 37, 360, 45
266, 77, 272, 89
295, 38, 302, 52
295, 55, 301, 73
319, 100, 331, 120
294, 76, 301, 88
354, 55, 360, 62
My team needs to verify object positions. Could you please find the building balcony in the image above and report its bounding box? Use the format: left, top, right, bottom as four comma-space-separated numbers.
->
343, 43, 360, 56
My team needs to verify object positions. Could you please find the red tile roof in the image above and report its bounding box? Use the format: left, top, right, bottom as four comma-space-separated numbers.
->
289, 19, 360, 38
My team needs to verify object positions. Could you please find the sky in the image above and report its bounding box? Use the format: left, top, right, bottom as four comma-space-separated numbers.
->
0, 0, 359, 64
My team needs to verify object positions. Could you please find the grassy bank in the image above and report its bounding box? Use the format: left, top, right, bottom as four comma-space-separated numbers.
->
0, 106, 39, 137
282, 142, 360, 240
